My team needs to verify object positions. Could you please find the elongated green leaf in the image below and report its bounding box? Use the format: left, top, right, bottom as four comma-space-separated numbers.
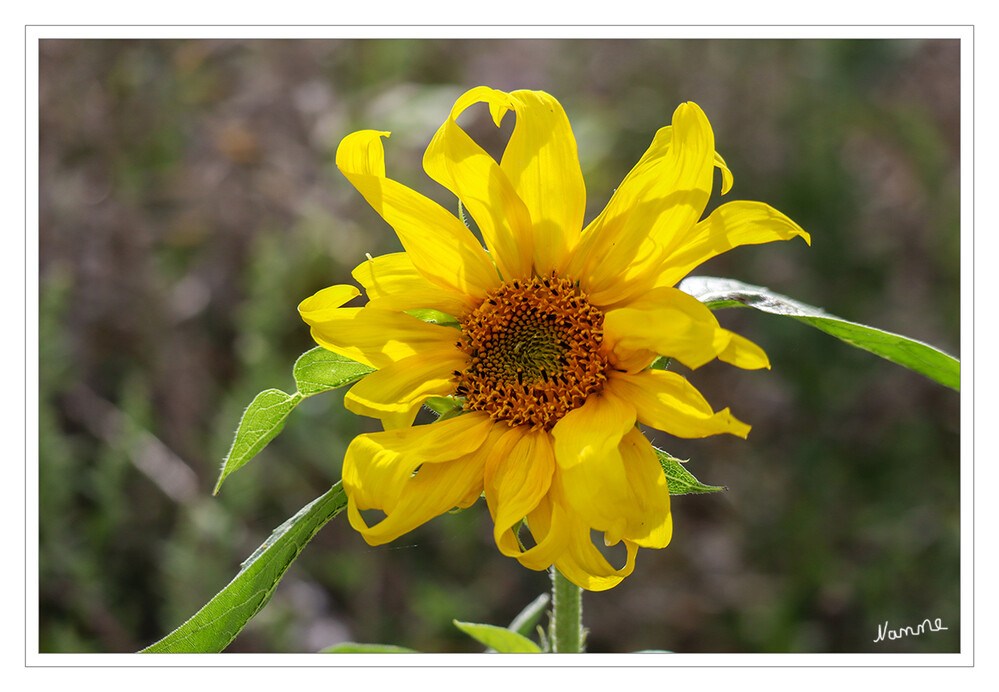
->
478, 594, 551, 654
679, 276, 959, 391
215, 389, 301, 494
320, 643, 419, 653
453, 620, 542, 653
292, 346, 374, 396
215, 349, 374, 493
507, 593, 550, 639
655, 447, 725, 495
141, 484, 347, 653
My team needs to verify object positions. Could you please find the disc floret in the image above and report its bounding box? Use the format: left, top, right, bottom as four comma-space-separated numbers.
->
454, 272, 609, 430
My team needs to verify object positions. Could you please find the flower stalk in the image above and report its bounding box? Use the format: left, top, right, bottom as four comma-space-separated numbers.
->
550, 566, 583, 653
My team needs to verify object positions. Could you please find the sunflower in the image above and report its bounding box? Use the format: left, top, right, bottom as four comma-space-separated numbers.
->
299, 86, 809, 590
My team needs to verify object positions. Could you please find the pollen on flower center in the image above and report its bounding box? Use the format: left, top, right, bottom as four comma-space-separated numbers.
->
453, 271, 609, 430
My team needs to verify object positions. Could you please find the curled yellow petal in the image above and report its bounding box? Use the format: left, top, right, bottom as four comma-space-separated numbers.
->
548, 390, 637, 550
343, 412, 495, 519
517, 479, 639, 591
484, 428, 556, 559
570, 103, 715, 301
714, 150, 734, 195
423, 87, 534, 282
616, 429, 672, 549
351, 252, 475, 317
717, 329, 771, 370
346, 450, 488, 546
296, 283, 359, 318
501, 89, 587, 273
556, 424, 672, 549
336, 129, 500, 298
550, 389, 636, 471
552, 540, 638, 592
297, 299, 459, 370
548, 477, 639, 592
654, 200, 811, 288
603, 286, 723, 370
344, 347, 467, 429
604, 286, 768, 373
516, 492, 572, 572
608, 369, 750, 439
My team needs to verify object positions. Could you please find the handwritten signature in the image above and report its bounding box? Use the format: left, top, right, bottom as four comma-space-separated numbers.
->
874, 618, 948, 643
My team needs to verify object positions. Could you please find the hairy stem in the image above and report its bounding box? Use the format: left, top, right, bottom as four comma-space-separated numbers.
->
550, 566, 582, 653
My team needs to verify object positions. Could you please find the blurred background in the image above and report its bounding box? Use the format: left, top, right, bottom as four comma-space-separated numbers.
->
38, 38, 960, 654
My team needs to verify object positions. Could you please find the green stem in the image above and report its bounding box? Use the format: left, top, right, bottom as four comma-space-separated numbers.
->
550, 566, 583, 653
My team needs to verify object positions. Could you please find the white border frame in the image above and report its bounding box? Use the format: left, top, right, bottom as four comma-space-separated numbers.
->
23, 25, 974, 672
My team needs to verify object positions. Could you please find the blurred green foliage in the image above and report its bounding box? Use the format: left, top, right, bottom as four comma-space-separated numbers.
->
38, 38, 960, 653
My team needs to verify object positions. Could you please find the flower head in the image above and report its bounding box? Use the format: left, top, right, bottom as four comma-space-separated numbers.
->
300, 87, 809, 590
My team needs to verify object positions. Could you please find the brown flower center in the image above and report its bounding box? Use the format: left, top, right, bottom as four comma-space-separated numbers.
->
454, 272, 609, 430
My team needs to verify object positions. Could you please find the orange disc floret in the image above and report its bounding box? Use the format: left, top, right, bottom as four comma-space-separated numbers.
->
454, 271, 610, 430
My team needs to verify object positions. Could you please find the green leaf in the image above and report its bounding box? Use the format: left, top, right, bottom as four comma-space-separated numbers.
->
507, 593, 550, 639
140, 484, 348, 653
214, 389, 301, 494
424, 396, 462, 417
650, 356, 671, 371
215, 348, 374, 494
292, 346, 374, 396
320, 642, 419, 653
452, 620, 542, 653
406, 308, 460, 328
679, 276, 960, 391
655, 447, 726, 495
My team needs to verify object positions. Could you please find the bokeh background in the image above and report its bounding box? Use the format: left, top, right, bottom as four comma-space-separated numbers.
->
38, 38, 961, 654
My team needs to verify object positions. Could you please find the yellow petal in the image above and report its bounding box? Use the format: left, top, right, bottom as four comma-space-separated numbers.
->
295, 284, 360, 316
608, 369, 750, 439
546, 475, 639, 591
603, 286, 724, 370
652, 200, 811, 288
298, 297, 458, 369
344, 347, 467, 429
604, 286, 772, 373
553, 531, 638, 592
336, 129, 499, 298
346, 449, 489, 546
594, 123, 732, 197
617, 429, 672, 548
715, 150, 734, 195
351, 252, 475, 317
423, 87, 534, 281
342, 412, 495, 515
484, 428, 557, 559
516, 492, 572, 572
555, 420, 671, 548
501, 89, 586, 273
717, 329, 771, 370
518, 469, 641, 591
569, 103, 715, 301
550, 389, 636, 471
599, 339, 658, 375
555, 453, 627, 546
